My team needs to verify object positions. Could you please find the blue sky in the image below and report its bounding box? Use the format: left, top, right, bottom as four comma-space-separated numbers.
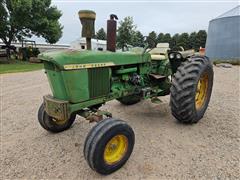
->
35, 0, 239, 44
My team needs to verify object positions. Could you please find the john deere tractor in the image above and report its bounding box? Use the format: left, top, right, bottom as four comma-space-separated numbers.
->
38, 10, 213, 175
18, 40, 40, 61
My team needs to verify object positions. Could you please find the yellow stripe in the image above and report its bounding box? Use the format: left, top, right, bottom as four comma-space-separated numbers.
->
63, 62, 115, 70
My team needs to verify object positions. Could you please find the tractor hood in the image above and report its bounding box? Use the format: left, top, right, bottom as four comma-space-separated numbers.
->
38, 49, 150, 70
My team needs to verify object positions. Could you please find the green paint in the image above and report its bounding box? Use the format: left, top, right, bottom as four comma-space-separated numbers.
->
38, 50, 150, 69
115, 67, 137, 74
44, 63, 68, 100
40, 49, 177, 121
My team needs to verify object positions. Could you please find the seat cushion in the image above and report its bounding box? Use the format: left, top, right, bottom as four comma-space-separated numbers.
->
149, 43, 170, 55
151, 54, 166, 60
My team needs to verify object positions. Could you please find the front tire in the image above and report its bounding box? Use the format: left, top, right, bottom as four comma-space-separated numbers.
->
37, 103, 76, 133
170, 56, 214, 124
84, 118, 135, 175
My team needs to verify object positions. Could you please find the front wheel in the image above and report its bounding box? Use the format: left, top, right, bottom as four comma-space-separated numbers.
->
84, 118, 135, 175
170, 56, 214, 124
37, 103, 76, 133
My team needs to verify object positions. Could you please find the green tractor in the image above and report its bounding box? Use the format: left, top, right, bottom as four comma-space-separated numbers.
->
38, 10, 214, 175
18, 40, 40, 61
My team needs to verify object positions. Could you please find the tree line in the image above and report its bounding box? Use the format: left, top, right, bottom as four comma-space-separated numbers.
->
95, 16, 207, 51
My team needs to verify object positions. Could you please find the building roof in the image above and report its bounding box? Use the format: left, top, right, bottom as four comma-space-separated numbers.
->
216, 5, 240, 19
72, 38, 106, 45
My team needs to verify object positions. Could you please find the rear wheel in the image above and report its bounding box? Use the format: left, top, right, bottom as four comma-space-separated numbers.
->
84, 118, 135, 175
117, 95, 141, 105
37, 103, 76, 133
170, 56, 214, 124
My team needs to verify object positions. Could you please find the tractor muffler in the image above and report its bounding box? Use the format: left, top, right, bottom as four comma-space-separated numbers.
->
107, 14, 118, 52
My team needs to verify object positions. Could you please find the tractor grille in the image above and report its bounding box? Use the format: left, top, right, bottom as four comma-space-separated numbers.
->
88, 68, 110, 99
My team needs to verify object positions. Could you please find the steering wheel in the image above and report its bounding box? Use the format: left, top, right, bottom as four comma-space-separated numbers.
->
142, 36, 157, 54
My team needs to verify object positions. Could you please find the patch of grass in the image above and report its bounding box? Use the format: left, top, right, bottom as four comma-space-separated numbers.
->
0, 59, 43, 74
213, 59, 240, 66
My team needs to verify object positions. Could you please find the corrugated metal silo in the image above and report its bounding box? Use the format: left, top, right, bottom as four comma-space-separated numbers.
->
206, 6, 240, 60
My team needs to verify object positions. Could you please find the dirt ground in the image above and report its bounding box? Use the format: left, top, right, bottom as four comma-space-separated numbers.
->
1, 66, 240, 179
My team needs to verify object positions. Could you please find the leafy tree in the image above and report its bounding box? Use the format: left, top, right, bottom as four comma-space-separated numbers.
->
0, 0, 63, 57
157, 33, 164, 43
148, 31, 157, 42
146, 31, 157, 48
177, 33, 190, 50
117, 16, 136, 49
156, 33, 172, 48
95, 28, 106, 40
171, 31, 207, 51
132, 30, 144, 47
196, 30, 207, 49
171, 33, 179, 50
162, 33, 171, 44
188, 32, 197, 50
116, 17, 207, 52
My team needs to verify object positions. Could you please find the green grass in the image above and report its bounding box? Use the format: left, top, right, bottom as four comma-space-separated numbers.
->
213, 59, 240, 66
0, 59, 43, 74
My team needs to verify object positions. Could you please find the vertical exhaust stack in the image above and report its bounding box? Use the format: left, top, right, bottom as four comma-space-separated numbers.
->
107, 14, 118, 52
78, 10, 96, 50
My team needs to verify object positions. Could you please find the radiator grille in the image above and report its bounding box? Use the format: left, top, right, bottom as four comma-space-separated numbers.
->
88, 68, 110, 98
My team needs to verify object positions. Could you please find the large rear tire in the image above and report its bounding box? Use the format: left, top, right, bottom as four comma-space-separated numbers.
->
170, 56, 214, 124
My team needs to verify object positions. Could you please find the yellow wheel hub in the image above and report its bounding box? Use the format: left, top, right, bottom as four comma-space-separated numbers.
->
195, 73, 208, 110
104, 135, 128, 165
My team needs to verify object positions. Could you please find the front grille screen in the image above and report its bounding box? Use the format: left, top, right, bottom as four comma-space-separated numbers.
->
88, 68, 110, 98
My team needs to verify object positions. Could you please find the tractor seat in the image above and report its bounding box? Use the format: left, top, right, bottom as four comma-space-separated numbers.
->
150, 43, 170, 60
151, 54, 166, 60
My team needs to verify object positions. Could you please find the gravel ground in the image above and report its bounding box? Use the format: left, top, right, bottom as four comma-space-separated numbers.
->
1, 66, 240, 179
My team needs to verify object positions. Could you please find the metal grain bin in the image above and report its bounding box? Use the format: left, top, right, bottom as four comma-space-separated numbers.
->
206, 6, 240, 60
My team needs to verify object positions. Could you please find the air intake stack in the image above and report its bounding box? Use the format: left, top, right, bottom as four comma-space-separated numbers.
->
78, 10, 96, 50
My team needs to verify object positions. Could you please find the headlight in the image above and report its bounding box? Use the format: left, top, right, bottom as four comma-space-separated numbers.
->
176, 54, 182, 59
169, 53, 175, 59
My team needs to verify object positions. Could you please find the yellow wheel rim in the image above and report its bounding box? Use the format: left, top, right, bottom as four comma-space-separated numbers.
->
195, 73, 209, 110
104, 135, 128, 165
